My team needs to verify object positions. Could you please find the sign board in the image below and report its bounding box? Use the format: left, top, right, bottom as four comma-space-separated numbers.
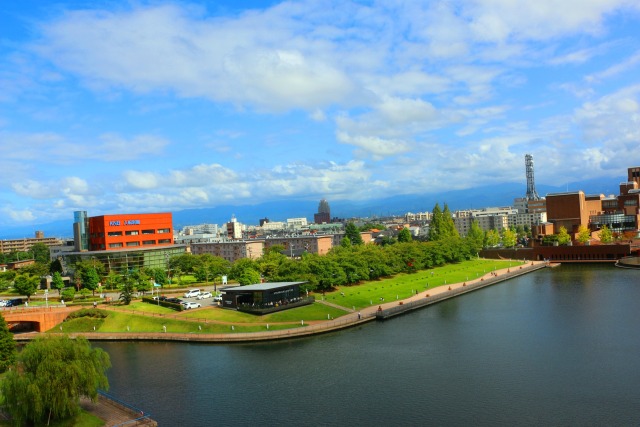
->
222, 275, 228, 285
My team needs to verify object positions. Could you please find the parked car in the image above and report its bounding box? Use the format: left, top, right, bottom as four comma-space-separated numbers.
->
196, 292, 212, 300
181, 301, 201, 309
213, 294, 223, 302
7, 298, 23, 307
183, 289, 201, 298
152, 295, 167, 301
165, 297, 182, 304
0, 299, 7, 307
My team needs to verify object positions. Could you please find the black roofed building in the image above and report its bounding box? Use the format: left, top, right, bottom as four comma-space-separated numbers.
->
221, 281, 312, 314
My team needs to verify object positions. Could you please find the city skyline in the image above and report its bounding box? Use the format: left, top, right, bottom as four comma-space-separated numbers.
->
2, 1, 640, 229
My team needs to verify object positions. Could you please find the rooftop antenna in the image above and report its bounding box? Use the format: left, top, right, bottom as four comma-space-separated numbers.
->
525, 154, 541, 200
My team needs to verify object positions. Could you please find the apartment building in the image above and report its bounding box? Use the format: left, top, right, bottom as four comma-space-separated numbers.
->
0, 232, 62, 254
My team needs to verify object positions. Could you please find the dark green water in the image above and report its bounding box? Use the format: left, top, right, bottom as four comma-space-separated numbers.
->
97, 265, 640, 426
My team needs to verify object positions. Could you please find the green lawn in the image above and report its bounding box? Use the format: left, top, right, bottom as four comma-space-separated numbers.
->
54, 310, 303, 334
0, 410, 104, 427
113, 301, 176, 314
178, 302, 349, 323
321, 259, 524, 310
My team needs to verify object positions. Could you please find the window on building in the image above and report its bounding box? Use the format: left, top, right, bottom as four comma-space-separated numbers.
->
126, 230, 139, 235
126, 241, 140, 247
142, 229, 155, 234
142, 240, 156, 245
158, 239, 172, 244
157, 228, 170, 234
108, 231, 123, 236
109, 243, 123, 248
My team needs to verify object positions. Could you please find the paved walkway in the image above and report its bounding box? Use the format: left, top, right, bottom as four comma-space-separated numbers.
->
81, 394, 157, 426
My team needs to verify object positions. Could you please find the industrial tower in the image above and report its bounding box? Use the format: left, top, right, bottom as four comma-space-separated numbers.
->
525, 154, 541, 201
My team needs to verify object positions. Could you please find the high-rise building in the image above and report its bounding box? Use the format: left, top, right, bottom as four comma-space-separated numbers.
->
525, 154, 541, 201
314, 198, 331, 224
73, 210, 89, 251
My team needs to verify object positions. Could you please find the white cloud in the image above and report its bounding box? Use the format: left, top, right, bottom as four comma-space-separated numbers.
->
585, 50, 640, 83
466, 0, 640, 42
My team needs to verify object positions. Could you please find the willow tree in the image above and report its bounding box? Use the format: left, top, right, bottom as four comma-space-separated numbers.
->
0, 335, 110, 426
0, 315, 16, 373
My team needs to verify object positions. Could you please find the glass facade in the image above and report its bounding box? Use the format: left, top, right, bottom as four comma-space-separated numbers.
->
73, 210, 89, 251
590, 213, 636, 233
63, 245, 186, 275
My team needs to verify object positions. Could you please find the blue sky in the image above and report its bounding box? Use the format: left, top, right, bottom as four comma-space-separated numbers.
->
1, 0, 640, 228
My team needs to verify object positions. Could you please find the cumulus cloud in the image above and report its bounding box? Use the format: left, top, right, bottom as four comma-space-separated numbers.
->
3, 0, 640, 227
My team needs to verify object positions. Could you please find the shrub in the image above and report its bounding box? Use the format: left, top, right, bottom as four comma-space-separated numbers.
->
61, 287, 75, 301
65, 308, 108, 321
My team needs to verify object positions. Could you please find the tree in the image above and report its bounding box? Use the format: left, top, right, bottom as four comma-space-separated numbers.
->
599, 225, 613, 243
130, 269, 151, 295
466, 220, 484, 254
441, 204, 459, 238
146, 267, 168, 287
577, 225, 591, 245
119, 275, 135, 305
104, 270, 123, 290
50, 258, 63, 275
51, 271, 65, 295
484, 229, 500, 247
230, 258, 261, 285
0, 335, 110, 426
194, 254, 230, 284
19, 262, 49, 277
428, 203, 443, 241
557, 226, 571, 245
169, 253, 200, 274
344, 222, 364, 246
30, 242, 51, 264
13, 273, 39, 302
397, 227, 412, 243
501, 228, 517, 248
0, 315, 16, 373
340, 237, 353, 248
82, 267, 101, 296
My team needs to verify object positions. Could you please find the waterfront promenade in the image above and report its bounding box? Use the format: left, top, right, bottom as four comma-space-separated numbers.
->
12, 261, 549, 343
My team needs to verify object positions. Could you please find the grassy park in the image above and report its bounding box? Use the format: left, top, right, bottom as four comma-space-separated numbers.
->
322, 258, 524, 310
50, 258, 523, 334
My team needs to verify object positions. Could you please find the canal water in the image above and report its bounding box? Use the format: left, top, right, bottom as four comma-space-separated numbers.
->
97, 265, 640, 426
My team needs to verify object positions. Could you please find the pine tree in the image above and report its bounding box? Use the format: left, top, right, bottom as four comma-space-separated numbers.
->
442, 204, 459, 238
429, 203, 443, 241
344, 222, 364, 245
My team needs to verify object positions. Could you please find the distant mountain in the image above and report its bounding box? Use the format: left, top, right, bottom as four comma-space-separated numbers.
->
0, 175, 623, 239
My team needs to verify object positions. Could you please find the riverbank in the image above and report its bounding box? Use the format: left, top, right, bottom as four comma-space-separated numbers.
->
13, 261, 549, 343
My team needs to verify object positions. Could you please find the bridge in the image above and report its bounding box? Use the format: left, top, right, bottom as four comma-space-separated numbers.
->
1, 306, 83, 332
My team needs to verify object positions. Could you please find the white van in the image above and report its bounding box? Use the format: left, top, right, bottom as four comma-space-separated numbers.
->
183, 289, 201, 298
